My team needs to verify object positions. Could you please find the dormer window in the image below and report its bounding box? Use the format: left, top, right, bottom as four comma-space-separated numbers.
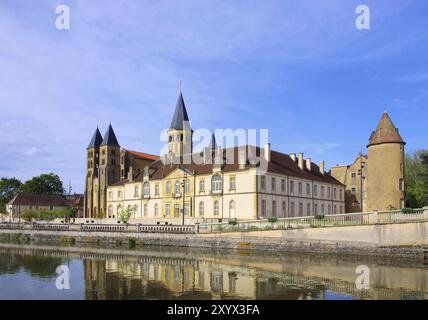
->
143, 182, 150, 198
212, 174, 222, 193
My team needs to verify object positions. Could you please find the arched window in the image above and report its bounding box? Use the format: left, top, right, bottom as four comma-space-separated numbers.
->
212, 175, 222, 193
229, 200, 235, 219
175, 181, 181, 195
154, 203, 159, 217
143, 182, 150, 198
108, 205, 113, 218
117, 205, 122, 216
199, 202, 204, 216
214, 201, 219, 216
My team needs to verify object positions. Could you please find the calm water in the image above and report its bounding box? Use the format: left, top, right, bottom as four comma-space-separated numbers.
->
0, 242, 427, 300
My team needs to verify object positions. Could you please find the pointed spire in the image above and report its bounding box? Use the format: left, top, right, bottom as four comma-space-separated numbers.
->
367, 112, 405, 147
209, 133, 217, 150
170, 92, 190, 130
101, 123, 120, 147
87, 127, 103, 149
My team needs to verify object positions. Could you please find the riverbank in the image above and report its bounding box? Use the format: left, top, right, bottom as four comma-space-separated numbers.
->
1, 226, 427, 262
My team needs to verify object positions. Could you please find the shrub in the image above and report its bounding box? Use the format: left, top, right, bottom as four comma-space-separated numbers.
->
314, 214, 325, 220
402, 208, 416, 214
228, 219, 238, 226
22, 209, 37, 222
268, 217, 278, 223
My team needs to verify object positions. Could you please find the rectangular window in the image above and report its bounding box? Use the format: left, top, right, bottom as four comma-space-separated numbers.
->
155, 184, 159, 196
321, 204, 325, 214
298, 182, 302, 196
290, 202, 295, 216
399, 179, 404, 191
118, 190, 122, 198
184, 180, 189, 194
108, 191, 112, 200
165, 204, 170, 217
328, 204, 331, 214
351, 172, 356, 179
261, 176, 266, 191
282, 201, 286, 217
281, 179, 286, 193
271, 177, 276, 192
339, 189, 343, 200
314, 203, 318, 214
290, 181, 294, 194
174, 204, 180, 218
333, 188, 337, 199
184, 203, 190, 216
299, 203, 303, 216
307, 203, 311, 216
321, 186, 325, 198
314, 185, 318, 197
199, 179, 205, 192
272, 200, 276, 217
306, 183, 310, 196
351, 187, 357, 193
261, 199, 266, 216
327, 187, 331, 198
166, 182, 171, 194
229, 176, 236, 190
134, 186, 139, 198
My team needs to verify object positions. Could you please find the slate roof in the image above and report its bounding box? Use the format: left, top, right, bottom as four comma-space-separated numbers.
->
170, 93, 191, 130
87, 128, 103, 149
367, 112, 405, 147
101, 124, 120, 147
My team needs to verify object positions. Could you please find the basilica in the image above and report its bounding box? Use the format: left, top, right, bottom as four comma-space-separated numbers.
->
84, 93, 346, 223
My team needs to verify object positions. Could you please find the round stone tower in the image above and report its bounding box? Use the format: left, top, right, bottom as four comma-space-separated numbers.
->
366, 112, 405, 211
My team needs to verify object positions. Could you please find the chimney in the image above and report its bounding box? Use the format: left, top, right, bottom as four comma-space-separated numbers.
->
290, 153, 296, 161
298, 153, 304, 170
128, 166, 134, 182
264, 143, 271, 162
320, 161, 325, 174
306, 158, 311, 171
238, 147, 247, 170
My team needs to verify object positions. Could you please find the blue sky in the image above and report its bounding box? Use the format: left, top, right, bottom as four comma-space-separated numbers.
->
0, 0, 427, 193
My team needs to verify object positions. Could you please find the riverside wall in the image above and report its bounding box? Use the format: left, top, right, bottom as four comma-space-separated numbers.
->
0, 221, 427, 260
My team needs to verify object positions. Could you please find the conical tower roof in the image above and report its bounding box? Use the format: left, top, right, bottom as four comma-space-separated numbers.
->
170, 92, 191, 130
87, 127, 103, 149
367, 112, 405, 147
208, 133, 217, 150
101, 124, 120, 147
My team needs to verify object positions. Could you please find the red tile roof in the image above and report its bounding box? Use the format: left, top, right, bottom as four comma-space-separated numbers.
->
126, 150, 159, 161
7, 194, 68, 207
110, 146, 343, 186
368, 112, 405, 147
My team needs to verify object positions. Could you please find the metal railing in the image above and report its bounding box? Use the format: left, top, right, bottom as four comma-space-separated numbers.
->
138, 224, 196, 234
198, 208, 428, 233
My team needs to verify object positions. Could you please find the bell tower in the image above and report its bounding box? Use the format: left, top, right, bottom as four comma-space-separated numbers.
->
366, 112, 405, 211
98, 124, 121, 218
84, 127, 102, 218
167, 92, 193, 162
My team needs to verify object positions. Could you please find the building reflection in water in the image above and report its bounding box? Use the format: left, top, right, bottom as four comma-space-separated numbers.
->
1, 244, 427, 300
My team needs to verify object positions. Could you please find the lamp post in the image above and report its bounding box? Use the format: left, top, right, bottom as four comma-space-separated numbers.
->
357, 153, 366, 212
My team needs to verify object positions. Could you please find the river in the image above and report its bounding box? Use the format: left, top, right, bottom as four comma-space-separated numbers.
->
0, 242, 426, 300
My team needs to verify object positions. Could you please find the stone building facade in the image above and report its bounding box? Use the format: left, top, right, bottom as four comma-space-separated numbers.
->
97, 93, 345, 223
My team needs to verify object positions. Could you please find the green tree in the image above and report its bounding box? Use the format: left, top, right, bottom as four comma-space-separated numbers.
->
405, 150, 428, 208
120, 206, 136, 223
0, 177, 22, 210
21, 173, 64, 195
22, 208, 37, 222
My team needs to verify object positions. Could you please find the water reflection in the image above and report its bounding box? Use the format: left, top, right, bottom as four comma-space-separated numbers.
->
0, 243, 427, 300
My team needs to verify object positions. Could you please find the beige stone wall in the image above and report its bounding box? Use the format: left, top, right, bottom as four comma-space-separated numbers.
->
367, 143, 404, 211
